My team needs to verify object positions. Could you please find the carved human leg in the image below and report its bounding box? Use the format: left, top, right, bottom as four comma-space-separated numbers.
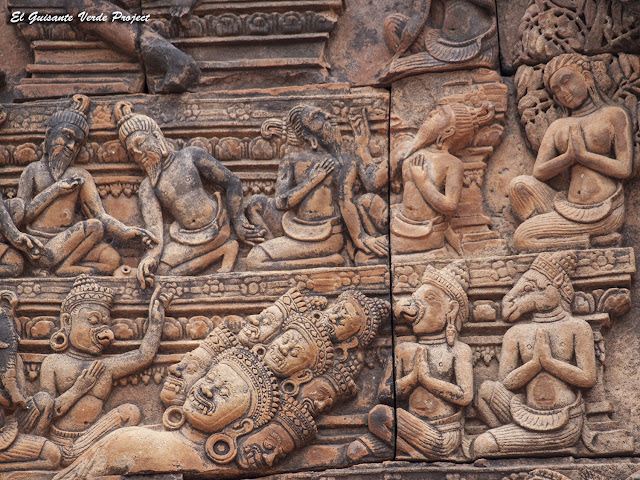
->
40, 219, 121, 276
347, 404, 394, 461
508, 175, 556, 222
0, 245, 24, 278
50, 404, 141, 466
246, 233, 345, 270
62, 0, 199, 93
156, 225, 235, 276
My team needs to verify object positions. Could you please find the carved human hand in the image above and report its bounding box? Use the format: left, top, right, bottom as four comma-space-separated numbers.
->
74, 360, 105, 395
169, 0, 199, 18
122, 227, 158, 248
534, 327, 553, 367
235, 218, 265, 247
10, 232, 43, 260
308, 157, 336, 183
569, 124, 587, 162
349, 109, 371, 151
359, 234, 389, 257
137, 256, 157, 289
417, 347, 431, 385
409, 156, 431, 182
149, 286, 173, 324
58, 175, 84, 192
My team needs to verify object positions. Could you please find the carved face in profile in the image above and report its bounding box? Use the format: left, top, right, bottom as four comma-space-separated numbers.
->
237, 306, 283, 347
302, 107, 341, 149
395, 284, 456, 336
65, 304, 114, 355
161, 350, 208, 407
502, 270, 563, 322
324, 297, 365, 343
549, 66, 589, 110
299, 376, 336, 416
237, 422, 295, 469
125, 130, 167, 185
413, 105, 454, 151
182, 361, 252, 433
45, 123, 85, 180
263, 327, 317, 378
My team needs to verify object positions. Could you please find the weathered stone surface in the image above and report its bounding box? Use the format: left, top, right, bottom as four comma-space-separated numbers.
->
1, 0, 640, 478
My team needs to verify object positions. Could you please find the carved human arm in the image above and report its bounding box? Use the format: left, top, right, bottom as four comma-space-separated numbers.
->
105, 286, 170, 379
571, 110, 633, 179
0, 195, 43, 260
409, 154, 463, 216
193, 149, 264, 246
40, 357, 105, 418
274, 156, 333, 210
350, 110, 387, 192
338, 157, 388, 257
416, 346, 474, 406
395, 348, 418, 398
499, 327, 542, 390
537, 326, 596, 388
136, 178, 164, 288
79, 172, 157, 247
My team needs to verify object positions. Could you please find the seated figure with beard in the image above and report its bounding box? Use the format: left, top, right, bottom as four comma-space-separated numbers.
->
246, 105, 388, 270
114, 102, 264, 286
11, 95, 155, 276
38, 276, 170, 466
54, 347, 281, 479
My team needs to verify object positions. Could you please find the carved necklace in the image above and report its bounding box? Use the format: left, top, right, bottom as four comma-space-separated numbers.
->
418, 331, 447, 345
532, 306, 568, 323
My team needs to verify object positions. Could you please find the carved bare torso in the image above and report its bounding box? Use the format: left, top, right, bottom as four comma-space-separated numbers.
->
401, 149, 461, 221
539, 106, 631, 204
506, 318, 594, 409
42, 354, 113, 431
19, 163, 91, 233
279, 154, 340, 222
397, 341, 459, 419
154, 155, 218, 230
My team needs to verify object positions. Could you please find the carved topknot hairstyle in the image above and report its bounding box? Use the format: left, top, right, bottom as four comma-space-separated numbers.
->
114, 101, 163, 146
335, 291, 391, 347
543, 53, 591, 93
285, 105, 311, 146
530, 251, 577, 304
213, 347, 280, 428
60, 274, 115, 315
421, 261, 470, 330
49, 94, 90, 137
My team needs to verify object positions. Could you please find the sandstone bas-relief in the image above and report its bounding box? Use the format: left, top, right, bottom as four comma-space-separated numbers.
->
0, 0, 640, 478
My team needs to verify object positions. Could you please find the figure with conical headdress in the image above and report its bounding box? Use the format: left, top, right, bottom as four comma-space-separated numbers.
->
471, 251, 596, 457
11, 95, 156, 276
349, 262, 473, 461
39, 276, 171, 465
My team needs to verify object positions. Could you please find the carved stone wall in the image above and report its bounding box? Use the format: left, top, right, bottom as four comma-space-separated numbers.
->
0, 0, 640, 479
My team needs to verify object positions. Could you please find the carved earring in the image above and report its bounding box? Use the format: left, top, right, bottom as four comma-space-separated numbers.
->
163, 406, 185, 430
310, 137, 318, 150
205, 433, 238, 464
446, 324, 456, 347
436, 135, 445, 149
49, 330, 68, 352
